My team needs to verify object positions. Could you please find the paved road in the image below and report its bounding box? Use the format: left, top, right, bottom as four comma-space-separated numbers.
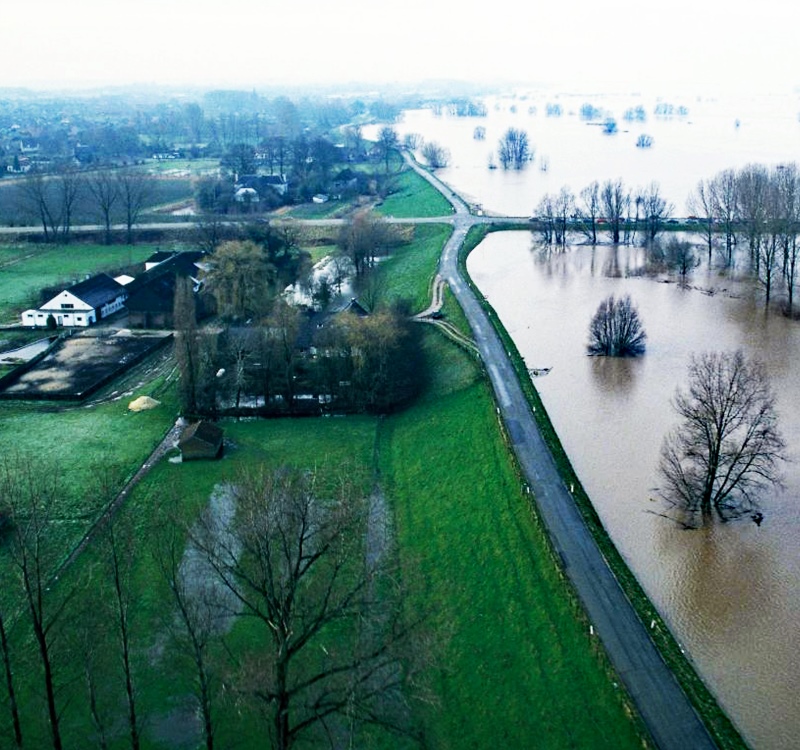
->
407, 153, 718, 750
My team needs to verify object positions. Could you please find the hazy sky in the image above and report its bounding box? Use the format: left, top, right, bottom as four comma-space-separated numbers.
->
4, 0, 798, 94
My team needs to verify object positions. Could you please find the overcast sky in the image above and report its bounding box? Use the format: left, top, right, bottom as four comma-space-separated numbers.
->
4, 0, 798, 94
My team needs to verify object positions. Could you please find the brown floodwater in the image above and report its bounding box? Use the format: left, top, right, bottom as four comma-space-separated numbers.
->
468, 232, 800, 750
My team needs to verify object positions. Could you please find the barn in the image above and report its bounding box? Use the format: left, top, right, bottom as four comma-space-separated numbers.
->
21, 273, 127, 328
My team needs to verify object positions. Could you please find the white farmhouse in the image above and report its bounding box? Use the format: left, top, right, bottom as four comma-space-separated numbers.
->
21, 273, 128, 328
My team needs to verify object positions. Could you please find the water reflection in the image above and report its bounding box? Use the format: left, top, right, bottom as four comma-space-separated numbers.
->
654, 520, 776, 634
588, 356, 640, 395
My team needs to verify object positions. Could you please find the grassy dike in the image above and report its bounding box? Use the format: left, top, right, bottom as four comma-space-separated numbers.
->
458, 225, 748, 750
364, 219, 647, 747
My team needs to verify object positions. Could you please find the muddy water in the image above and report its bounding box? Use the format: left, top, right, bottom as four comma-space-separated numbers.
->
467, 233, 800, 750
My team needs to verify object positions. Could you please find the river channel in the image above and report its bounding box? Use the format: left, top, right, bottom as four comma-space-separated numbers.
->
467, 234, 800, 750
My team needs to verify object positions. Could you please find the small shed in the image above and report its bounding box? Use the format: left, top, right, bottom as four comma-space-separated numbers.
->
178, 421, 224, 461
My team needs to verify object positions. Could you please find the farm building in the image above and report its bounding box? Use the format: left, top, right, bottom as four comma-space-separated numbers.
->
234, 174, 288, 198
21, 273, 127, 328
178, 421, 224, 460
125, 251, 207, 328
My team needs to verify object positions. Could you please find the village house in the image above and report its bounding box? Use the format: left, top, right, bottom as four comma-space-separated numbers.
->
21, 273, 127, 328
234, 174, 289, 198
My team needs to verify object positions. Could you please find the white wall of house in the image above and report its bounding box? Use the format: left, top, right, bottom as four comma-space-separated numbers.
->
19, 289, 126, 328
21, 308, 96, 327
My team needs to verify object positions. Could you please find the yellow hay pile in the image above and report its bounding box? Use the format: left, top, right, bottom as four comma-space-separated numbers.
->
128, 395, 161, 412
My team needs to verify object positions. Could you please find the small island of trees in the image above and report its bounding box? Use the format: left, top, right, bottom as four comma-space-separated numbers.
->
587, 294, 647, 357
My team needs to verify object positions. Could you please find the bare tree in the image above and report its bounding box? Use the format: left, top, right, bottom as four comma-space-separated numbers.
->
737, 164, 770, 271
660, 237, 699, 281
174, 275, 200, 413
758, 226, 781, 307
343, 125, 365, 160
104, 520, 141, 750
376, 126, 398, 174
193, 213, 231, 254
402, 132, 422, 150
87, 170, 121, 245
154, 517, 219, 750
659, 350, 785, 523
337, 211, 392, 277
190, 466, 423, 750
497, 128, 531, 170
2, 459, 71, 750
637, 181, 674, 244
577, 180, 601, 245
534, 187, 573, 247
55, 167, 83, 244
116, 171, 156, 244
687, 178, 716, 262
771, 163, 800, 315
587, 294, 647, 356
0, 606, 22, 748
600, 179, 629, 244
709, 169, 738, 265
224, 327, 256, 411
16, 173, 62, 243
420, 141, 450, 169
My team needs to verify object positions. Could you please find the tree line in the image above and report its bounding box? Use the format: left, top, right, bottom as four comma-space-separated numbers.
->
530, 163, 800, 315
11, 168, 157, 244
533, 179, 674, 247
688, 163, 800, 311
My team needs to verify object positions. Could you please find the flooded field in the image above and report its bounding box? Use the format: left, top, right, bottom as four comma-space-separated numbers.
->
468, 232, 800, 750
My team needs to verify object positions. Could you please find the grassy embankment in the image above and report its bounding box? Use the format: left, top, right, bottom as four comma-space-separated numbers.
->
458, 225, 748, 750
0, 174, 646, 747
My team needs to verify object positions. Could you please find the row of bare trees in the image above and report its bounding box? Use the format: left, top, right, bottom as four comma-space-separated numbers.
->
0, 458, 426, 749
534, 179, 674, 247
688, 163, 800, 311
14, 169, 156, 244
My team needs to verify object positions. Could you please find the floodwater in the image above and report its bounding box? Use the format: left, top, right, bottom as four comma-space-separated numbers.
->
467, 234, 800, 750
378, 90, 800, 215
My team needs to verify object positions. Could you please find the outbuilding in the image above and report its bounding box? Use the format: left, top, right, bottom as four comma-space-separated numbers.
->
178, 421, 224, 461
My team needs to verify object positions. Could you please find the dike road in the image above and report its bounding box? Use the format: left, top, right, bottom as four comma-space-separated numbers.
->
405, 153, 718, 750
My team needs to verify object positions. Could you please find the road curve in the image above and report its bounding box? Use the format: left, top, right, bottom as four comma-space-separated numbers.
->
406, 152, 718, 750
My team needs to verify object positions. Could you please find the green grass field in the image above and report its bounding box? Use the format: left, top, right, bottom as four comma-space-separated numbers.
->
380, 346, 644, 749
376, 168, 454, 218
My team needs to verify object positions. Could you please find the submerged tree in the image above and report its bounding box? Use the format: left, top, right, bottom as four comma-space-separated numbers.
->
587, 295, 647, 356
658, 350, 785, 523
421, 141, 450, 169
497, 128, 531, 170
